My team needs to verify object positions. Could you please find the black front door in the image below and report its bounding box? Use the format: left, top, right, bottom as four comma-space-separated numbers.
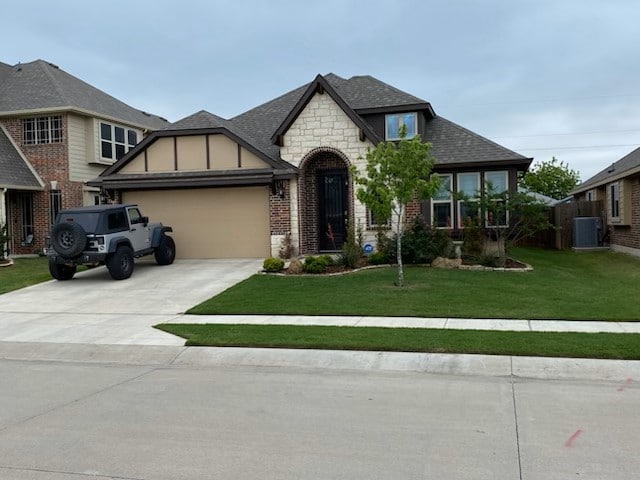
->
318, 170, 347, 251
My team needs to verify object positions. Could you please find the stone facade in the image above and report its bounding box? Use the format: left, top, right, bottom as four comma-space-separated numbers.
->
269, 180, 292, 257
279, 91, 375, 253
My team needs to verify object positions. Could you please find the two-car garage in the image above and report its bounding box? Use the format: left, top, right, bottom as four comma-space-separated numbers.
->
123, 186, 270, 259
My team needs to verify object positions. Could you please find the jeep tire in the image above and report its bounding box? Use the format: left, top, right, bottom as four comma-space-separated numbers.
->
154, 234, 176, 265
51, 222, 87, 259
48, 258, 77, 281
106, 246, 134, 280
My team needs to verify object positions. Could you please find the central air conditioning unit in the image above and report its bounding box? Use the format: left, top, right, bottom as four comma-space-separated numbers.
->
573, 217, 601, 248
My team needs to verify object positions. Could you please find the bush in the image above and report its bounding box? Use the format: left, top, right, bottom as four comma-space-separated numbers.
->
262, 257, 285, 272
278, 232, 295, 259
462, 217, 484, 258
380, 218, 453, 265
302, 256, 332, 274
368, 251, 389, 265
338, 223, 364, 269
478, 254, 502, 268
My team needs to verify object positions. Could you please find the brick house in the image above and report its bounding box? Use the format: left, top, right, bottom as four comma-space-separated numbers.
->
572, 147, 640, 257
0, 60, 167, 255
93, 73, 532, 258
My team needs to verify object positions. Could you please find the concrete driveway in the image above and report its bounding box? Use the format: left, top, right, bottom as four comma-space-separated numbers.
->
0, 258, 261, 345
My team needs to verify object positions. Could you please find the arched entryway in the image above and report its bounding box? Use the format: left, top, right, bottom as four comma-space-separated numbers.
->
298, 148, 352, 254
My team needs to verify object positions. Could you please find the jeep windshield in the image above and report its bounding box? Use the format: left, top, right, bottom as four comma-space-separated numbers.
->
56, 212, 101, 233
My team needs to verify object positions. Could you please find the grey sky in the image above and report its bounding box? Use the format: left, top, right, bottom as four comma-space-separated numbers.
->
3, 0, 640, 181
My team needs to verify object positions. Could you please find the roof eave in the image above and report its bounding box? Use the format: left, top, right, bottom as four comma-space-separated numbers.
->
355, 102, 436, 117
572, 164, 640, 195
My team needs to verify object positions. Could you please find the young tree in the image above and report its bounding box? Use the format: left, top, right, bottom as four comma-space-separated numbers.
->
351, 128, 440, 286
519, 157, 580, 200
0, 223, 8, 260
460, 183, 553, 266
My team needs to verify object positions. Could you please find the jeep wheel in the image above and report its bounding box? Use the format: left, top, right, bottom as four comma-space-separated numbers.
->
51, 222, 87, 259
154, 234, 176, 265
106, 246, 134, 280
48, 258, 77, 281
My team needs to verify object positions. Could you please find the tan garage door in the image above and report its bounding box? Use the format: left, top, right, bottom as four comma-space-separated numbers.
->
123, 187, 270, 259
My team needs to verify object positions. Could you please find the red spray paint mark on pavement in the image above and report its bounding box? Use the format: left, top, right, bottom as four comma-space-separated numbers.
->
617, 378, 633, 392
564, 429, 583, 447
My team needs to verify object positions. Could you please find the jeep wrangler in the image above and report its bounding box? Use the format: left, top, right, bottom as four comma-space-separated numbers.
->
46, 204, 175, 281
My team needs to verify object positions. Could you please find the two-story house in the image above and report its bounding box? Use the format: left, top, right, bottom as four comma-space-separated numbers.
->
0, 60, 167, 255
94, 73, 532, 259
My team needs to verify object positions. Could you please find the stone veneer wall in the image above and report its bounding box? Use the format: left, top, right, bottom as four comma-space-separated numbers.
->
279, 92, 375, 253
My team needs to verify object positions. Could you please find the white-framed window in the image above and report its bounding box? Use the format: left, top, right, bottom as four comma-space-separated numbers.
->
23, 116, 62, 145
431, 174, 453, 228
457, 172, 480, 228
610, 182, 620, 219
367, 209, 390, 228
484, 171, 509, 227
385, 112, 417, 140
586, 189, 595, 201
100, 122, 138, 161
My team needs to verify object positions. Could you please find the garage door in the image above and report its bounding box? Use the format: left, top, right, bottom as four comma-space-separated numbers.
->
123, 187, 270, 259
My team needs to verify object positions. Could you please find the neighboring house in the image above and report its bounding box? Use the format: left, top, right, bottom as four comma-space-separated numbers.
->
93, 73, 532, 259
572, 146, 640, 257
0, 60, 167, 255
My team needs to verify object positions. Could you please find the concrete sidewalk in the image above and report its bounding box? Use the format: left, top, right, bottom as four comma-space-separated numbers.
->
168, 314, 640, 333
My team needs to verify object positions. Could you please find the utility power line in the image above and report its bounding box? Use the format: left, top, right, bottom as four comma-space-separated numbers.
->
512, 144, 640, 152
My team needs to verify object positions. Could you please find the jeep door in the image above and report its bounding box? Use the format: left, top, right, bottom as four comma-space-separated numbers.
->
126, 207, 151, 253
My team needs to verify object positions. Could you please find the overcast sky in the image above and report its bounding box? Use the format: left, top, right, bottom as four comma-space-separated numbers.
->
3, 0, 640, 181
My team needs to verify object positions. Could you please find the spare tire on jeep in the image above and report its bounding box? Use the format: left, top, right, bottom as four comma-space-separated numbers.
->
51, 222, 87, 258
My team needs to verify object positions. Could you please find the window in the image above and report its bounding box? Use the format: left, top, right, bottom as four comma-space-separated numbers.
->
367, 209, 390, 228
432, 174, 453, 228
100, 122, 138, 161
107, 212, 127, 231
457, 172, 480, 228
127, 207, 143, 224
49, 190, 62, 226
586, 190, 595, 201
484, 171, 508, 227
385, 112, 417, 140
610, 183, 619, 218
23, 116, 62, 145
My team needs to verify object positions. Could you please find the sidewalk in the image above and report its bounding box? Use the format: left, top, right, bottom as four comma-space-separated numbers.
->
167, 314, 640, 333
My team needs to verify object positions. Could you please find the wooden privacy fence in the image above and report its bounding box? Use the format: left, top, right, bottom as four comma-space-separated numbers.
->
552, 200, 605, 250
514, 200, 605, 250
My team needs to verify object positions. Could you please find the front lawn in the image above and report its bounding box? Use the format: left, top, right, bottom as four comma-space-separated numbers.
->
188, 248, 640, 321
0, 257, 52, 294
155, 324, 640, 360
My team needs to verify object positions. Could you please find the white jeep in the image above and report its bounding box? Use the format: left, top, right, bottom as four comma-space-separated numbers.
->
46, 204, 175, 280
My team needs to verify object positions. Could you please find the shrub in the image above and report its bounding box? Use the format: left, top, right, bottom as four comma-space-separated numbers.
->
381, 218, 453, 264
368, 251, 389, 265
462, 217, 484, 258
302, 256, 331, 274
0, 223, 8, 260
262, 257, 285, 273
339, 224, 364, 269
478, 254, 502, 268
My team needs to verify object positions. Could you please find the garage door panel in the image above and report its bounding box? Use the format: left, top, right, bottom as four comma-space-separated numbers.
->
123, 187, 269, 259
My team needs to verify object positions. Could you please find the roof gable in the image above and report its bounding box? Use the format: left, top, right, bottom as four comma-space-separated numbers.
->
0, 60, 167, 129
270, 74, 380, 145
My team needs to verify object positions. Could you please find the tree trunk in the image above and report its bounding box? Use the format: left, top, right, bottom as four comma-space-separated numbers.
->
395, 206, 404, 287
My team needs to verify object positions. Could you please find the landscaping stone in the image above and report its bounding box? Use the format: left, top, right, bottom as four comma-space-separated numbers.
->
431, 257, 462, 269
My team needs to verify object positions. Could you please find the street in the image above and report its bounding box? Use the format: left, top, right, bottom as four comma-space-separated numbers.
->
0, 354, 637, 479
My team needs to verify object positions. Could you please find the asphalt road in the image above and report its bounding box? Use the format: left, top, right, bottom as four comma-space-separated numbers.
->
0, 357, 637, 480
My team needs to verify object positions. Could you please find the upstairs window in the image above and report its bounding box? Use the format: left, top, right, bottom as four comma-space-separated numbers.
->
100, 122, 138, 161
23, 116, 62, 145
385, 112, 417, 140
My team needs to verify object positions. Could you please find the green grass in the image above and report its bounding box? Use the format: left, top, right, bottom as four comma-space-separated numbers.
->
188, 248, 640, 321
155, 323, 640, 360
0, 257, 53, 294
